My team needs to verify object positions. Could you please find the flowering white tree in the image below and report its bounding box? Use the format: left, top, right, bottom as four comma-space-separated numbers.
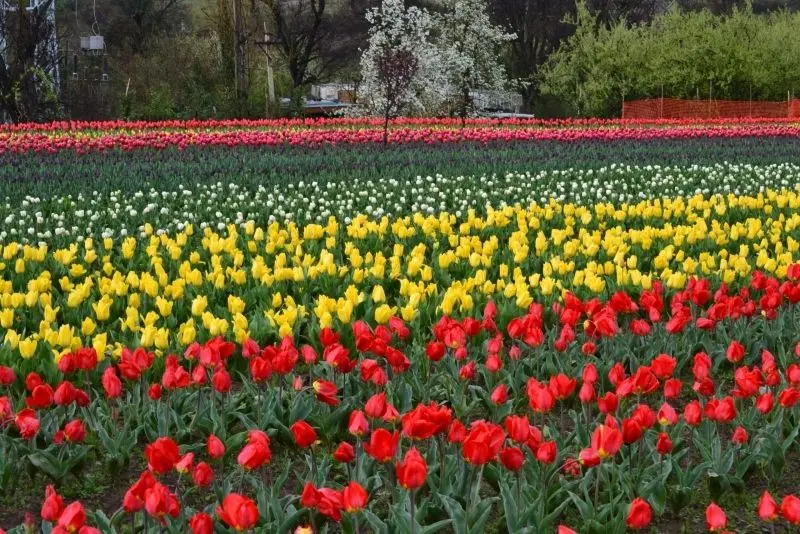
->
359, 0, 515, 123
359, 0, 448, 125
436, 0, 516, 122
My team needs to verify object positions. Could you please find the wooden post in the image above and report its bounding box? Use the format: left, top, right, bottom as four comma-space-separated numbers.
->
232, 0, 247, 107
660, 83, 664, 119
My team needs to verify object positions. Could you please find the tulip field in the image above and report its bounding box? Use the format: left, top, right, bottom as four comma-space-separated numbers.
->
3, 118, 800, 533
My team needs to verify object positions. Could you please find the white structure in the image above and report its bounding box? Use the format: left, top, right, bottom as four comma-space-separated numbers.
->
310, 83, 355, 101
470, 89, 523, 113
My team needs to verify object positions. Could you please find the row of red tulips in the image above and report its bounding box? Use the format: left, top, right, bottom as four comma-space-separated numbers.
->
2, 271, 800, 532
2, 123, 800, 155
0, 116, 796, 134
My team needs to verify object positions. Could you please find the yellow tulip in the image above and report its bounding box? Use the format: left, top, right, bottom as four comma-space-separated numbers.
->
4, 329, 20, 349
374, 304, 396, 324
81, 317, 96, 336
0, 308, 13, 328
19, 336, 38, 358
155, 296, 174, 317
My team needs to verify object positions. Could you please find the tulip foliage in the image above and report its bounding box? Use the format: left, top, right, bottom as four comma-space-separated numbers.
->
2, 120, 800, 532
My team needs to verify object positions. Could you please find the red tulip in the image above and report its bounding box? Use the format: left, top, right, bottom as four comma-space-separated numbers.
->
15, 408, 40, 439
148, 383, 162, 400
597, 392, 618, 414
578, 447, 601, 467
731, 426, 748, 445
62, 419, 87, 444
123, 471, 157, 512
0, 395, 12, 422
755, 391, 774, 414
316, 487, 344, 522
364, 429, 399, 463
590, 424, 622, 459
536, 440, 557, 463
27, 383, 54, 409
300, 482, 320, 508
657, 403, 678, 426
348, 410, 369, 437
705, 397, 737, 422
655, 432, 673, 455
57, 501, 86, 532
621, 418, 643, 444
342, 481, 368, 512
499, 447, 525, 471
145, 437, 181, 474
364, 392, 387, 418
425, 341, 446, 362
174, 452, 194, 475
189, 512, 214, 534
683, 400, 703, 426
757, 491, 778, 521
313, 380, 339, 406
651, 354, 676, 379
216, 493, 259, 531
192, 461, 214, 487
320, 327, 339, 347
706, 502, 727, 531
462, 421, 505, 465
726, 340, 745, 363
490, 384, 508, 404
211, 367, 231, 393
102, 366, 122, 399
781, 495, 800, 525
626, 497, 652, 529
663, 378, 682, 399
237, 439, 271, 470
448, 420, 466, 443
291, 421, 318, 448
144, 482, 180, 521
527, 379, 555, 413
41, 485, 64, 521
549, 373, 577, 400
333, 442, 355, 463
396, 447, 428, 490
504, 415, 530, 444
207, 434, 225, 459
0, 365, 15, 386
578, 382, 596, 404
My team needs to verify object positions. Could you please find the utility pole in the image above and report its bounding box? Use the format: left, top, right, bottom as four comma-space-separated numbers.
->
256, 22, 280, 117
232, 0, 247, 107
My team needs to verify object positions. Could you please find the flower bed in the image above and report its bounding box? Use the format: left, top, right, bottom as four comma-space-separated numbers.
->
1, 123, 800, 533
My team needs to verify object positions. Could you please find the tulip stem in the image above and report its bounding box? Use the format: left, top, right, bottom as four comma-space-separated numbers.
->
278, 375, 284, 410
388, 462, 398, 505
515, 470, 522, 512
471, 465, 484, 511
438, 435, 446, 486
311, 451, 318, 481
409, 489, 417, 534
594, 463, 603, 510
354, 438, 361, 482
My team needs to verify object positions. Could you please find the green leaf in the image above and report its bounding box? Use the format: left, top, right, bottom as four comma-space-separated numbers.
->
362, 510, 390, 534
438, 493, 467, 534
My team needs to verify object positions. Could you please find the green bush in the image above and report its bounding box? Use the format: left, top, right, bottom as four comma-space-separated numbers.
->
540, 3, 800, 117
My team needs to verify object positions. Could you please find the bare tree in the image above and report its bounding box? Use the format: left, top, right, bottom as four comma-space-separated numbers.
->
106, 0, 188, 54
257, 0, 364, 90
0, 0, 60, 123
374, 49, 418, 143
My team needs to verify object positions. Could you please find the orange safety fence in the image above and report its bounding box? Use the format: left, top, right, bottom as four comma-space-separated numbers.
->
623, 98, 800, 119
